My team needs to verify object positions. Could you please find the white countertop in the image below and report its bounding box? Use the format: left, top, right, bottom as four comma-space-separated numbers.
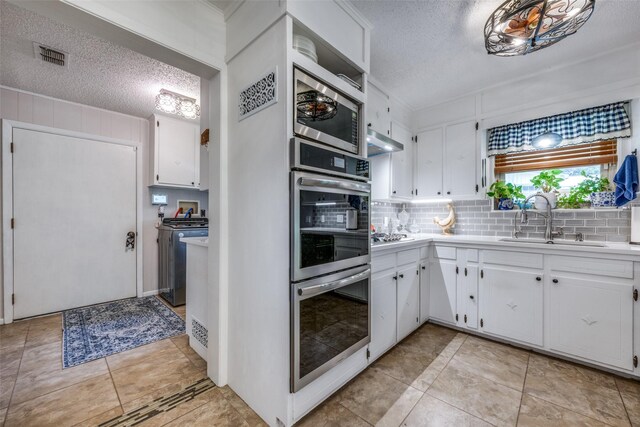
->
180, 236, 209, 248
372, 233, 640, 257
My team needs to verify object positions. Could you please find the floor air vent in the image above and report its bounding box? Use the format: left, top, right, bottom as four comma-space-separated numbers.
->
33, 42, 68, 67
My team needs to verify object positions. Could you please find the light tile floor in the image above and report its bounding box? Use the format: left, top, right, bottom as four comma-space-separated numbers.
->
0, 299, 264, 427
299, 324, 640, 427
4, 307, 640, 427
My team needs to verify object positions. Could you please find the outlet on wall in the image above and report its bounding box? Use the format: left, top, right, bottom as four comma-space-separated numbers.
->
337, 214, 343, 223
321, 215, 325, 223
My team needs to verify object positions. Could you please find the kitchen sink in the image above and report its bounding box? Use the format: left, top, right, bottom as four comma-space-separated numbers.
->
499, 238, 606, 248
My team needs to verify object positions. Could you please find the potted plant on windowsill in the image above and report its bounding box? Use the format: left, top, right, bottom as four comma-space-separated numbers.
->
486, 180, 525, 210
530, 170, 564, 210
557, 172, 613, 209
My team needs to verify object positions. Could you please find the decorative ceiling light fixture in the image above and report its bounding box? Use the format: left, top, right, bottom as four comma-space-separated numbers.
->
532, 129, 562, 148
155, 89, 200, 120
484, 0, 595, 56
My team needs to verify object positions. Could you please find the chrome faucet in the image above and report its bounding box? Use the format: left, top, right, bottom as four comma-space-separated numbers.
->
517, 193, 563, 242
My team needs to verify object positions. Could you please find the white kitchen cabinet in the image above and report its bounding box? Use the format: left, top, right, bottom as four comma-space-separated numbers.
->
415, 128, 443, 198
397, 263, 420, 341
419, 260, 429, 323
428, 258, 457, 325
366, 83, 390, 137
480, 266, 543, 346
149, 114, 200, 189
457, 264, 479, 330
414, 120, 478, 199
548, 274, 634, 370
444, 120, 478, 198
390, 122, 414, 199
370, 269, 398, 361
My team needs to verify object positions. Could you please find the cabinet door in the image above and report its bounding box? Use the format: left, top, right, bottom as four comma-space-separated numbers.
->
444, 121, 476, 198
480, 267, 543, 346
419, 261, 429, 323
548, 275, 633, 370
370, 153, 392, 201
156, 115, 199, 187
370, 269, 397, 361
415, 128, 443, 198
397, 264, 420, 341
366, 84, 390, 136
429, 259, 457, 325
391, 122, 413, 200
457, 264, 478, 329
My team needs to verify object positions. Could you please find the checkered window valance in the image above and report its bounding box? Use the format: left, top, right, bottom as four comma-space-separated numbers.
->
487, 102, 632, 157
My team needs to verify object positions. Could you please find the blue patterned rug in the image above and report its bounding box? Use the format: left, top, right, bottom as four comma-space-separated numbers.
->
63, 296, 185, 368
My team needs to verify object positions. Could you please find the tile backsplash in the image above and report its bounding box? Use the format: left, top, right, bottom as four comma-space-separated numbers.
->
372, 199, 633, 243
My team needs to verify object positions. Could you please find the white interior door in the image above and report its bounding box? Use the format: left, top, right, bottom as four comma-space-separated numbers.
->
12, 128, 137, 319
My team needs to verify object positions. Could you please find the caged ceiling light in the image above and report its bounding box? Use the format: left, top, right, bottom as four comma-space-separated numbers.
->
484, 0, 595, 57
155, 89, 200, 120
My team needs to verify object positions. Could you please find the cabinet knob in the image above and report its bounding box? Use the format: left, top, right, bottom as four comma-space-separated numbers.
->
399, 274, 404, 279
552, 278, 559, 284
421, 266, 426, 270
447, 191, 451, 195
536, 276, 542, 281
368, 123, 372, 127
437, 191, 441, 195
392, 190, 397, 194
469, 295, 474, 300
393, 276, 398, 281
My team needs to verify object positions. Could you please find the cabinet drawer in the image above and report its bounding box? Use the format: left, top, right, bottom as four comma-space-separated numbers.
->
432, 245, 456, 260
372, 253, 396, 274
466, 249, 479, 263
398, 248, 420, 266
549, 256, 633, 279
483, 250, 543, 269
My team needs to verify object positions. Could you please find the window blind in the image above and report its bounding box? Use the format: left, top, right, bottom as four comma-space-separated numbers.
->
494, 140, 617, 174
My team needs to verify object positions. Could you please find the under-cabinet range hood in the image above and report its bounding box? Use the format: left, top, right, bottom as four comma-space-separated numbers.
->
366, 128, 404, 157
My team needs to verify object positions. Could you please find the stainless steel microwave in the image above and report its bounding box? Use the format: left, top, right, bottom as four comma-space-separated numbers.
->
294, 68, 361, 155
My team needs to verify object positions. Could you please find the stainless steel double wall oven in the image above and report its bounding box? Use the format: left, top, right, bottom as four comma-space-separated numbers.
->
290, 68, 371, 393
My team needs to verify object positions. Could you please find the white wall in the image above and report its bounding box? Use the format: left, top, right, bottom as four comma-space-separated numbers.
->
0, 86, 207, 322
226, 17, 290, 426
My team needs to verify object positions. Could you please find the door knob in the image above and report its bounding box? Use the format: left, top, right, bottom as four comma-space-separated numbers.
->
552, 278, 559, 284
126, 231, 135, 250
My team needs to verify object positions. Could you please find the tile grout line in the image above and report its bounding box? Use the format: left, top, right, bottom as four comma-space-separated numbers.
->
105, 357, 125, 415
613, 378, 633, 426
4, 321, 30, 418
514, 352, 531, 426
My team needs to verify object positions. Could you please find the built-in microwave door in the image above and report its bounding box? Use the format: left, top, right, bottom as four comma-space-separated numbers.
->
294, 69, 360, 155
291, 171, 371, 282
291, 265, 371, 392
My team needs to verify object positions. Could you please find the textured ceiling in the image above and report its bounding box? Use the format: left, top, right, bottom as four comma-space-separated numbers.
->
351, 0, 640, 110
0, 1, 200, 118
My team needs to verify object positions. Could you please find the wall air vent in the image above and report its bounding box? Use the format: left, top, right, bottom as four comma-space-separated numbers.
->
33, 42, 68, 67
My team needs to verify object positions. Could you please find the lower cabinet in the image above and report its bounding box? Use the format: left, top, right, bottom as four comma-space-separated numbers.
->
480, 266, 543, 346
548, 274, 634, 370
457, 264, 478, 329
429, 259, 457, 325
397, 264, 420, 341
369, 269, 397, 361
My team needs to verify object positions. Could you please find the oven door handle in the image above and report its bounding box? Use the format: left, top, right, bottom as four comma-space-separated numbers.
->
298, 269, 371, 298
298, 177, 370, 194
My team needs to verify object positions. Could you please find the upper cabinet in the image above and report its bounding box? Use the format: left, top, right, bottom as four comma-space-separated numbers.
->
370, 121, 413, 201
149, 114, 200, 189
414, 120, 478, 199
366, 83, 390, 136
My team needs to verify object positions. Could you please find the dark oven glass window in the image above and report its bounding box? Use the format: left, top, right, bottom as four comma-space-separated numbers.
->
299, 190, 369, 269
296, 79, 358, 149
299, 278, 369, 378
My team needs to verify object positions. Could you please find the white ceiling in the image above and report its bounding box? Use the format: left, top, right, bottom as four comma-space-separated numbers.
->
350, 0, 640, 110
0, 1, 200, 118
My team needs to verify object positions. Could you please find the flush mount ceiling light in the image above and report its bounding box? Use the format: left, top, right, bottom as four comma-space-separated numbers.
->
532, 130, 562, 148
155, 89, 200, 120
484, 0, 595, 56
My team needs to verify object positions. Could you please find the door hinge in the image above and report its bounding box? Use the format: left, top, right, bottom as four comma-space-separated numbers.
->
456, 266, 459, 274
415, 135, 418, 143
416, 317, 419, 323
366, 349, 370, 359
387, 107, 390, 113
480, 318, 484, 328
12, 293, 15, 305
10, 142, 14, 153
634, 355, 638, 368
464, 314, 467, 323
416, 269, 419, 276
156, 174, 159, 181
464, 267, 468, 276
481, 269, 484, 279
455, 313, 459, 322
157, 120, 160, 127
10, 218, 14, 229
475, 122, 479, 131
634, 289, 638, 301
415, 188, 418, 195
475, 184, 479, 192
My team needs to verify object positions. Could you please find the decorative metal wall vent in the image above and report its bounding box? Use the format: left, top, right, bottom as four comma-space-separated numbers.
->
191, 317, 208, 348
33, 42, 68, 67
238, 68, 277, 121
